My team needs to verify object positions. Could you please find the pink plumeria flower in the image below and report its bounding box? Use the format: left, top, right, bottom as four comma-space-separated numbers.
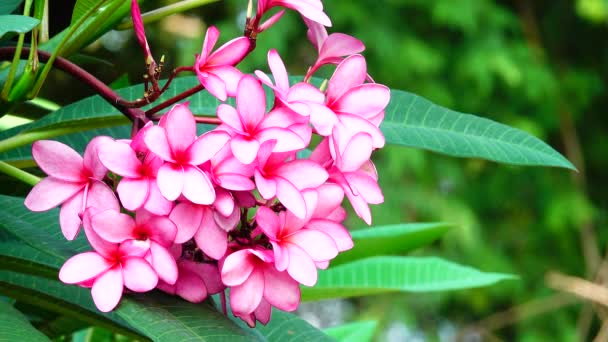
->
254, 141, 328, 219
303, 18, 365, 79
257, 0, 331, 27
255, 49, 337, 135
312, 132, 383, 225
205, 145, 256, 191
234, 298, 272, 328
326, 55, 390, 132
169, 201, 230, 260
221, 248, 300, 319
24, 138, 118, 240
255, 206, 339, 286
144, 103, 230, 205
59, 225, 158, 312
217, 75, 307, 165
98, 138, 172, 215
90, 209, 178, 285
195, 26, 250, 101
131, 0, 154, 64
158, 257, 225, 303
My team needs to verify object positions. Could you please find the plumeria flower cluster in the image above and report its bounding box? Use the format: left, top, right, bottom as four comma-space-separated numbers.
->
23, 0, 389, 327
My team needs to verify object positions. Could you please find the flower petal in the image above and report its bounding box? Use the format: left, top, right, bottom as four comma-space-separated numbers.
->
144, 126, 175, 162
91, 266, 124, 312
221, 249, 254, 286
188, 130, 230, 165
24, 177, 83, 212
59, 252, 113, 284
275, 160, 328, 190
327, 55, 366, 104
32, 140, 84, 181
182, 166, 215, 205
144, 215, 177, 247
122, 257, 159, 292
263, 266, 300, 311
150, 242, 178, 285
199, 71, 228, 101
98, 140, 141, 178
165, 103, 196, 154
267, 49, 289, 91
230, 268, 264, 315
254, 170, 276, 200
117, 178, 149, 211
209, 66, 245, 97
285, 244, 317, 286
176, 271, 208, 303
217, 104, 244, 133
306, 219, 353, 252
91, 209, 135, 243
255, 206, 281, 239
236, 76, 266, 132
156, 163, 184, 201
194, 210, 227, 259
333, 84, 390, 120
59, 191, 84, 241
276, 179, 307, 219
207, 36, 250, 67
288, 229, 338, 261
169, 202, 203, 243
231, 136, 260, 165
143, 181, 173, 215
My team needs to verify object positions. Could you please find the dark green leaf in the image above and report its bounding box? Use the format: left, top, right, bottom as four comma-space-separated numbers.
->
0, 299, 50, 342
71, 0, 107, 24
255, 309, 335, 341
383, 90, 575, 169
301, 256, 516, 301
331, 223, 451, 266
0, 0, 24, 15
0, 15, 40, 40
323, 320, 378, 342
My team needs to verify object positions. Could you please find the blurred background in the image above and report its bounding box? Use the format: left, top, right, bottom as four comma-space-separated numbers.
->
13, 0, 608, 340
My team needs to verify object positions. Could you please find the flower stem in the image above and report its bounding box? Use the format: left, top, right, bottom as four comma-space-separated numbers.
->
0, 161, 40, 186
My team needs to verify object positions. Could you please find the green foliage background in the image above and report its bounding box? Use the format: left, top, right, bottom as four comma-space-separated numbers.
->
5, 0, 608, 340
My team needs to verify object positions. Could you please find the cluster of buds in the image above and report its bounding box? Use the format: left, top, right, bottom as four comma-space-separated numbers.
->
23, 0, 390, 326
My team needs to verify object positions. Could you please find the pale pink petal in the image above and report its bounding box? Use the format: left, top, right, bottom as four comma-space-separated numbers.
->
143, 181, 173, 215
304, 17, 327, 51
59, 191, 84, 240
286, 83, 325, 104
255, 206, 281, 239
176, 272, 208, 303
144, 126, 175, 162
275, 160, 328, 190
254, 170, 277, 200
215, 173, 255, 191
24, 178, 83, 211
150, 242, 178, 285
306, 219, 353, 251
319, 33, 365, 62
231, 136, 260, 165
342, 182, 372, 225
307, 103, 338, 136
213, 189, 234, 217
217, 104, 244, 133
345, 172, 384, 204
119, 239, 151, 258
182, 166, 215, 205
288, 229, 338, 261
117, 178, 149, 211
91, 266, 123, 312
236, 76, 265, 131
199, 71, 228, 101
257, 127, 305, 153
122, 257, 158, 292
164, 103, 196, 154
276, 179, 307, 219
214, 207, 240, 232
339, 132, 373, 172
97, 140, 141, 178
144, 215, 177, 246
208, 66, 244, 97
285, 244, 317, 286
169, 202, 203, 243
327, 55, 366, 104
271, 242, 289, 272
86, 180, 120, 212
263, 266, 300, 311
59, 252, 113, 284
194, 210, 227, 259
333, 84, 390, 120
84, 136, 111, 180
83, 210, 120, 258
316, 260, 330, 269
91, 210, 135, 243
207, 36, 251, 66
230, 269, 264, 315
277, 0, 331, 26
312, 184, 344, 218
156, 163, 184, 201
188, 130, 230, 165
267, 49, 289, 91
336, 115, 385, 149
221, 249, 255, 286
32, 140, 84, 182
258, 9, 285, 31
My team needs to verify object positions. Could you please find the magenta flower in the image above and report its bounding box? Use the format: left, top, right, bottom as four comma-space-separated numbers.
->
90, 209, 178, 285
221, 248, 300, 319
257, 0, 331, 27
255, 49, 337, 135
59, 227, 158, 312
158, 258, 225, 303
98, 139, 172, 215
254, 141, 328, 219
195, 26, 250, 101
144, 103, 230, 205
217, 75, 307, 165
24, 138, 118, 240
255, 206, 338, 286
303, 18, 365, 78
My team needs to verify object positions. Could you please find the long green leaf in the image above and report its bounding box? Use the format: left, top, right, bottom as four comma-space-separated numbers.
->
0, 0, 24, 15
0, 15, 40, 40
331, 223, 451, 266
256, 310, 334, 341
0, 299, 51, 342
384, 90, 575, 169
323, 320, 378, 342
300, 256, 516, 302
71, 0, 107, 24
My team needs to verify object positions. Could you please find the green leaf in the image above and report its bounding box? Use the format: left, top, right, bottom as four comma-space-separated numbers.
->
0, 15, 40, 40
0, 300, 51, 342
383, 90, 575, 169
71, 0, 107, 24
256, 310, 334, 341
300, 256, 516, 301
324, 320, 378, 342
0, 0, 24, 15
331, 223, 451, 266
